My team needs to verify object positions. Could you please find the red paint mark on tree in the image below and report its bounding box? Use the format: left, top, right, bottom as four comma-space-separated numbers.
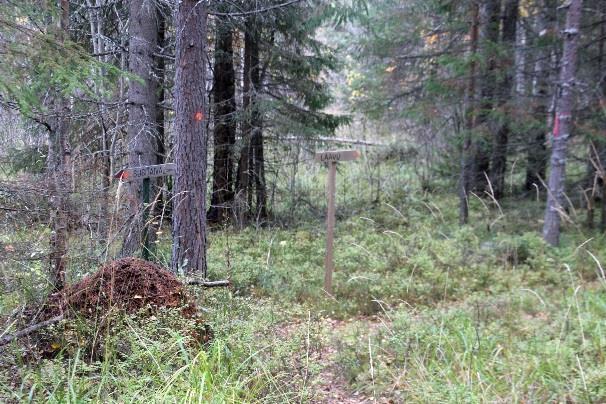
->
121, 171, 129, 180
553, 115, 560, 138
194, 111, 204, 122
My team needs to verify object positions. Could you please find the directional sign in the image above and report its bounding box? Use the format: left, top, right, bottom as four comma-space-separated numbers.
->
315, 149, 360, 295
315, 150, 361, 163
114, 163, 175, 182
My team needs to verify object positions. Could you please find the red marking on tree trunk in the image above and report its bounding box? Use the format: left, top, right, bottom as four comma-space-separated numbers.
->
194, 111, 204, 121
553, 115, 560, 138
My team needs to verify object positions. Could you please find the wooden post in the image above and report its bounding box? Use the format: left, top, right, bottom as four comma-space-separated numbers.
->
315, 150, 360, 295
141, 177, 151, 260
324, 161, 337, 294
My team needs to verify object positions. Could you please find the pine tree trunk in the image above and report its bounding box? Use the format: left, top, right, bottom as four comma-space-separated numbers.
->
153, 7, 167, 221
236, 18, 267, 223
472, 0, 500, 192
47, 0, 71, 291
460, 2, 480, 225
489, 0, 518, 199
171, 0, 208, 276
121, 0, 161, 257
525, 0, 556, 192
543, 0, 583, 246
248, 26, 268, 221
208, 17, 236, 225
235, 27, 253, 223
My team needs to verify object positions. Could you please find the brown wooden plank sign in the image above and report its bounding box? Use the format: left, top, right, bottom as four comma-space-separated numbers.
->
315, 150, 361, 295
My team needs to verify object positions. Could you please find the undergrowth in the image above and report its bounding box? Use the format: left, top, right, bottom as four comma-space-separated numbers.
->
2, 160, 606, 402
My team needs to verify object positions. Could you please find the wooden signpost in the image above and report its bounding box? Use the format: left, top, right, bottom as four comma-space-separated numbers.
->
315, 150, 361, 295
114, 163, 175, 260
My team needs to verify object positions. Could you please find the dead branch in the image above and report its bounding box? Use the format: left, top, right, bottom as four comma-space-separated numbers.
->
0, 315, 63, 347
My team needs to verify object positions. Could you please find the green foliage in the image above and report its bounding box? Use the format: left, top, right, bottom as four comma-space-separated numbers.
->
0, 1, 122, 115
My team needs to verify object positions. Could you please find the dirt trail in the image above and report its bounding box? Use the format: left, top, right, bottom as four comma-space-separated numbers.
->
309, 318, 381, 404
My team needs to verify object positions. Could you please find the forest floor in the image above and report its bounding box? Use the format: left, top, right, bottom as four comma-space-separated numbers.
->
1, 189, 606, 402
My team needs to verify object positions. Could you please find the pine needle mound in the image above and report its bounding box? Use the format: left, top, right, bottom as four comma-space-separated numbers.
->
45, 257, 196, 318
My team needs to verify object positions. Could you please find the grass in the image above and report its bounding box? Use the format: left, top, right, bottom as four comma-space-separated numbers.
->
2, 158, 606, 402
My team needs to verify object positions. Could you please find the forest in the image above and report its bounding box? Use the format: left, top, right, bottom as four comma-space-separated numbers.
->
0, 0, 605, 402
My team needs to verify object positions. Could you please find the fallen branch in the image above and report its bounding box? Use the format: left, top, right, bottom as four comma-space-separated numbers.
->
187, 280, 230, 288
270, 136, 385, 146
0, 315, 63, 347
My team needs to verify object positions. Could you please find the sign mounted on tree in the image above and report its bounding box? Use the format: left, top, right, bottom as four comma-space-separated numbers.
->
114, 163, 176, 260
315, 149, 361, 295
113, 163, 175, 182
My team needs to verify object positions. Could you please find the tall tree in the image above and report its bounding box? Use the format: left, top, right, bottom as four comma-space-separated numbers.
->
543, 0, 583, 246
171, 0, 208, 275
47, 0, 72, 290
460, 2, 480, 224
208, 16, 237, 225
525, 0, 557, 192
121, 0, 162, 257
236, 15, 269, 223
472, 0, 500, 192
489, 0, 518, 199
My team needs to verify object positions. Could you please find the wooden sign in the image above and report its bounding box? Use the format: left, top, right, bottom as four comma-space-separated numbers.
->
113, 163, 175, 182
315, 150, 361, 163
316, 150, 361, 295
113, 163, 176, 260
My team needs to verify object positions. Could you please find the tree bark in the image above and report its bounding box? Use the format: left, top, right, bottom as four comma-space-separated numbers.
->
208, 17, 236, 225
236, 18, 267, 223
171, 0, 208, 276
525, 0, 556, 192
489, 0, 518, 199
121, 0, 161, 257
47, 0, 71, 291
472, 0, 500, 192
460, 2, 480, 225
543, 0, 583, 246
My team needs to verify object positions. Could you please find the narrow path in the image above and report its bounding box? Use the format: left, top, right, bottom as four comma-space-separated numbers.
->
309, 318, 377, 404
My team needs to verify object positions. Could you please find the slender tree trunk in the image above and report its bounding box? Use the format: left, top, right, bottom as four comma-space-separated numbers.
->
153, 7, 167, 221
236, 18, 266, 222
86, 0, 111, 241
472, 0, 500, 192
47, 0, 71, 291
208, 17, 236, 225
543, 0, 583, 246
598, 9, 606, 232
586, 6, 606, 230
525, 0, 556, 192
235, 28, 253, 223
489, 0, 518, 199
248, 24, 268, 220
460, 2, 480, 225
171, 0, 208, 276
121, 0, 160, 257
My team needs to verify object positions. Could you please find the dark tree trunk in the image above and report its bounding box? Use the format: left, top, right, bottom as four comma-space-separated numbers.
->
543, 0, 583, 246
460, 2, 480, 225
586, 6, 606, 230
472, 0, 500, 192
171, 0, 208, 276
525, 0, 556, 192
489, 0, 518, 199
208, 17, 236, 225
47, 0, 71, 291
153, 7, 167, 221
236, 18, 267, 222
235, 28, 253, 222
248, 25, 267, 221
121, 0, 161, 257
